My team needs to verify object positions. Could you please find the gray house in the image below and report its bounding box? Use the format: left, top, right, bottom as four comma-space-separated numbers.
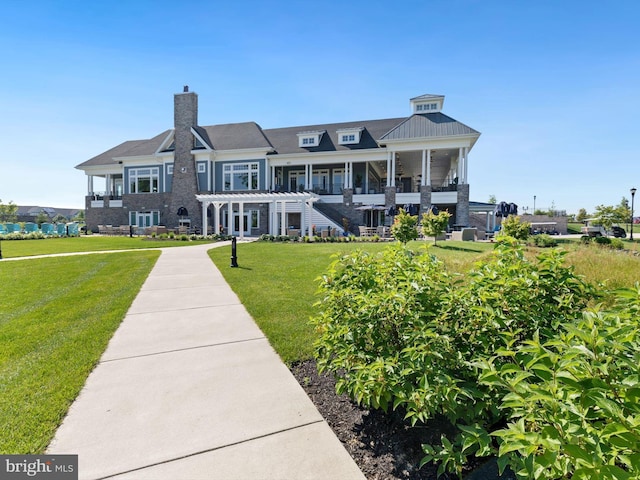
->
77, 88, 480, 237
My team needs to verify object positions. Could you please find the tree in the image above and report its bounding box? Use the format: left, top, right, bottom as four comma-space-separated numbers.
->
499, 215, 530, 241
391, 208, 419, 244
52, 214, 68, 224
593, 203, 627, 232
35, 211, 49, 226
0, 199, 18, 223
488, 195, 497, 205
421, 210, 451, 245
73, 210, 85, 222
576, 208, 588, 223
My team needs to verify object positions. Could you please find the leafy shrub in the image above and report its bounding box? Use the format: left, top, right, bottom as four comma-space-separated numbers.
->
531, 234, 557, 248
477, 287, 640, 480
314, 238, 595, 478
499, 215, 531, 241
594, 235, 612, 245
421, 210, 451, 245
580, 235, 592, 244
610, 237, 624, 250
391, 208, 419, 244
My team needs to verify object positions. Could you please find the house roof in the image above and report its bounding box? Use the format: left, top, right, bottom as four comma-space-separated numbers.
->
263, 118, 405, 155
197, 122, 273, 151
379, 113, 480, 141
77, 130, 172, 168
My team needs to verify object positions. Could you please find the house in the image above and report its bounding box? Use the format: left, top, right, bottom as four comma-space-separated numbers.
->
76, 88, 481, 238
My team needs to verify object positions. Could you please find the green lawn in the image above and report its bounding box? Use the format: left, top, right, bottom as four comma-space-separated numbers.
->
0, 251, 160, 453
0, 235, 215, 259
208, 241, 494, 364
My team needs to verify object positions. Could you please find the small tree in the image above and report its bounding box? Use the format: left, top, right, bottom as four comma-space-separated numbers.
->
391, 208, 418, 244
52, 214, 68, 224
488, 195, 497, 205
35, 211, 49, 226
421, 210, 451, 245
576, 208, 588, 223
0, 199, 18, 223
499, 215, 530, 241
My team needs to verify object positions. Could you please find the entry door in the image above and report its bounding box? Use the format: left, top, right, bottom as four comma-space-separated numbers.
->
137, 212, 152, 227
233, 213, 250, 235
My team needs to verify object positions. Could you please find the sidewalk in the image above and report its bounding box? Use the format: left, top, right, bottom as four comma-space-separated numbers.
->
47, 243, 365, 480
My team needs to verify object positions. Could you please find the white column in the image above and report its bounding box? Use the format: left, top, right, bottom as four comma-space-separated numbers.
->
280, 201, 287, 235
463, 147, 469, 184
239, 202, 245, 240
421, 150, 426, 187
271, 165, 276, 191
305, 164, 310, 190
344, 162, 350, 189
88, 175, 93, 195
386, 152, 391, 187
307, 200, 313, 237
269, 201, 275, 234
214, 204, 221, 234
391, 152, 396, 187
202, 201, 208, 236
426, 149, 432, 186
105, 174, 111, 195
228, 202, 233, 235
457, 147, 463, 181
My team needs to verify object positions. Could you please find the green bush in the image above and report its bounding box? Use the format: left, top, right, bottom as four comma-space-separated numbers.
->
531, 234, 558, 248
477, 287, 640, 480
314, 238, 596, 478
499, 215, 531, 241
610, 238, 624, 250
391, 208, 419, 244
594, 236, 612, 245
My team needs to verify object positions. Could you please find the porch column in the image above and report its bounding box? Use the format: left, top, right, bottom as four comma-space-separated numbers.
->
386, 152, 392, 187
105, 174, 111, 195
228, 202, 233, 235
239, 202, 245, 240
421, 150, 426, 187
426, 149, 432, 186
457, 147, 463, 181
307, 200, 313, 237
202, 201, 208, 236
271, 165, 276, 191
391, 152, 396, 187
280, 201, 286, 235
344, 161, 351, 189
300, 200, 305, 238
305, 164, 311, 190
463, 147, 469, 184
365, 163, 369, 192
214, 203, 222, 235
88, 175, 94, 195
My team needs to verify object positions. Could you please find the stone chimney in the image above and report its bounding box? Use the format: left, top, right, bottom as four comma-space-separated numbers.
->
169, 87, 201, 229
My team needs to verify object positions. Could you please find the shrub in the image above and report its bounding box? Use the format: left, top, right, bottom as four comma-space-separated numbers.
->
421, 210, 451, 245
532, 233, 557, 248
594, 235, 612, 246
610, 237, 624, 250
499, 215, 531, 241
477, 287, 640, 480
580, 235, 592, 244
314, 238, 596, 478
391, 208, 419, 244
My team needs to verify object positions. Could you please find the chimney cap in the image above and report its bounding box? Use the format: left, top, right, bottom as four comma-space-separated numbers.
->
183, 85, 189, 93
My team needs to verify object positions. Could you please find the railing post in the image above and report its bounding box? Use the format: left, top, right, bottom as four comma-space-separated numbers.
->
230, 236, 238, 267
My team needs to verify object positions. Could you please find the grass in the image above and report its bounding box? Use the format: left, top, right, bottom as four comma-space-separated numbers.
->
0, 235, 215, 259
0, 250, 160, 453
210, 239, 640, 366
208, 240, 494, 364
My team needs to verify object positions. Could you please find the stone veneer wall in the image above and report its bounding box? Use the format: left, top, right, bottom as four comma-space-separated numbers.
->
168, 91, 201, 229
455, 184, 470, 226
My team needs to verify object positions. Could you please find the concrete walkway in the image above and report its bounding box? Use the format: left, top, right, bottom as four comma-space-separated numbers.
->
47, 243, 365, 480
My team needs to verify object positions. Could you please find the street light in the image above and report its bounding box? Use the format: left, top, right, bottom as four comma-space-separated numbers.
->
533, 195, 536, 215
631, 187, 637, 241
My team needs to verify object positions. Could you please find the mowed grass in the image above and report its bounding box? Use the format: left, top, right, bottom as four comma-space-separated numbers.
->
0, 235, 214, 258
208, 241, 494, 364
210, 240, 640, 365
0, 251, 160, 453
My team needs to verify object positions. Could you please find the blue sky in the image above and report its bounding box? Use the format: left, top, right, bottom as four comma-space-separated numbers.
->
1, 0, 638, 214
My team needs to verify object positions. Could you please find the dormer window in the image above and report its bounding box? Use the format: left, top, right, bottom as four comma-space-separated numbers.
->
410, 94, 445, 114
337, 127, 364, 145
297, 130, 325, 148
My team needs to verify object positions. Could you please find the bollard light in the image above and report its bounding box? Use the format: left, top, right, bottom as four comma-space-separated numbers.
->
230, 236, 238, 267
0, 237, 3, 259
631, 187, 636, 241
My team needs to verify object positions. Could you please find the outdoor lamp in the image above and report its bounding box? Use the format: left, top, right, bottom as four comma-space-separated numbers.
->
631, 187, 637, 241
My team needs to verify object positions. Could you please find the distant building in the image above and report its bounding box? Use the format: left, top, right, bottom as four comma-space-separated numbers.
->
76, 88, 481, 237
16, 206, 81, 223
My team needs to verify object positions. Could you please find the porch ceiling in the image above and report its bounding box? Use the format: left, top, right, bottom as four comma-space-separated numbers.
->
196, 191, 321, 204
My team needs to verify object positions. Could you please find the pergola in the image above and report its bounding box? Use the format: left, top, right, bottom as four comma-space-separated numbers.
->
195, 192, 320, 239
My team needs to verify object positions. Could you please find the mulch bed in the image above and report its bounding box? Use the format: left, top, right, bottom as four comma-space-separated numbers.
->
290, 359, 462, 480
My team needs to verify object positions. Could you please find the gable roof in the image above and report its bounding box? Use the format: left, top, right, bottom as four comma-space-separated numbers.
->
77, 130, 172, 168
379, 113, 480, 141
264, 118, 405, 155
197, 122, 273, 151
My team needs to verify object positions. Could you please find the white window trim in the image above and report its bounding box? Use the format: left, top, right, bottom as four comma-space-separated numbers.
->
223, 162, 260, 191
129, 167, 160, 194
197, 163, 206, 173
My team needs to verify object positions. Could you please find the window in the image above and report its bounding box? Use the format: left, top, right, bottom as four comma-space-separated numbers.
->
129, 167, 159, 194
297, 131, 324, 147
337, 127, 363, 145
302, 137, 315, 145
223, 162, 259, 191
251, 210, 259, 229
416, 103, 438, 112
197, 163, 206, 173
167, 164, 174, 175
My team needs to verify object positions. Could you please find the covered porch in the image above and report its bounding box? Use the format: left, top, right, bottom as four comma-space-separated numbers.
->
195, 192, 320, 240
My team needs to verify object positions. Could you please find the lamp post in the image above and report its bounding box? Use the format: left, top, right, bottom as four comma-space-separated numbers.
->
533, 195, 536, 215
0, 236, 3, 259
631, 187, 637, 241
